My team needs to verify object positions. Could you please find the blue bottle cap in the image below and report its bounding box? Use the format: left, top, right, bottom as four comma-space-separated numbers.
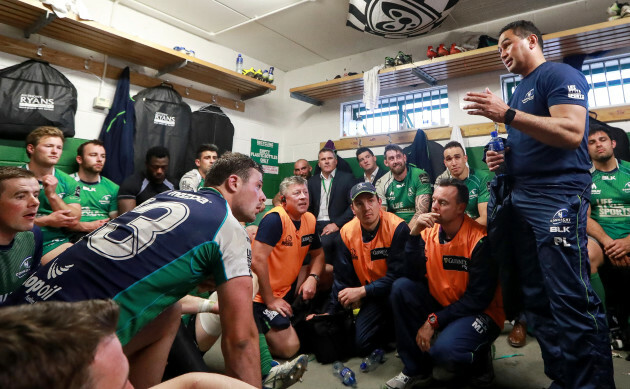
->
360, 362, 367, 371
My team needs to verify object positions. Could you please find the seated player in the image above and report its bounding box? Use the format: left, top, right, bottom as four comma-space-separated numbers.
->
69, 140, 119, 240
179, 144, 219, 192
23, 126, 81, 264
0, 167, 42, 302
6, 153, 266, 388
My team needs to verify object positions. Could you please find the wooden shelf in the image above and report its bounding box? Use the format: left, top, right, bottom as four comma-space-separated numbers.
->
291, 18, 630, 105
0, 0, 275, 101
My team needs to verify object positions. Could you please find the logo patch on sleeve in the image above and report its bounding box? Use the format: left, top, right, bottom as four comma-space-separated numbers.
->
301, 234, 315, 246
442, 255, 469, 271
370, 247, 389, 260
567, 85, 584, 100
419, 173, 430, 185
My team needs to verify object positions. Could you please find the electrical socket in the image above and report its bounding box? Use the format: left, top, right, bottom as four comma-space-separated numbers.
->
93, 96, 112, 109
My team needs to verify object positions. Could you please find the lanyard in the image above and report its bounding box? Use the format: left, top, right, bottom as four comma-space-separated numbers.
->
321, 175, 333, 208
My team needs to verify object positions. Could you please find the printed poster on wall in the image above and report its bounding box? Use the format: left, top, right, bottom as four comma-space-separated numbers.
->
251, 138, 279, 174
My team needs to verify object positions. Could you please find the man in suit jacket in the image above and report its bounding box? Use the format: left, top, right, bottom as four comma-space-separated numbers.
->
308, 148, 356, 263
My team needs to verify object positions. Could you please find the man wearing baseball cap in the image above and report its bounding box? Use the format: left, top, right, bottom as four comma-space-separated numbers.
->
324, 181, 410, 355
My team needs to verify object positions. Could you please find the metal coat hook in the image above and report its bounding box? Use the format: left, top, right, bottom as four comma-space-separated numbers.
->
235, 101, 239, 109
212, 95, 217, 103
185, 85, 191, 96
84, 56, 92, 70
36, 43, 46, 57
387, 134, 392, 144
356, 137, 362, 147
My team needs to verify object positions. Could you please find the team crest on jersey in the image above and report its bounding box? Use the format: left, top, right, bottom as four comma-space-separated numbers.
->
350, 248, 358, 261
407, 187, 414, 197
100, 194, 112, 205
567, 85, 585, 100
550, 209, 571, 225
624, 182, 630, 193
15, 256, 32, 278
522, 89, 534, 104
280, 235, 293, 247
469, 188, 478, 199
591, 183, 600, 195
419, 173, 430, 185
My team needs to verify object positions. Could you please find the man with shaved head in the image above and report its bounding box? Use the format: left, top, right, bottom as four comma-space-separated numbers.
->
293, 159, 312, 179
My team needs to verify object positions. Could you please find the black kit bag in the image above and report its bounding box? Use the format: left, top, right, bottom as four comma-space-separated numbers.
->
0, 59, 77, 139
294, 310, 356, 364
133, 84, 192, 181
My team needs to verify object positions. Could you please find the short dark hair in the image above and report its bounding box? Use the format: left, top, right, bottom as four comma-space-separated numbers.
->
384, 144, 404, 157
589, 125, 613, 142
0, 299, 119, 389
146, 146, 170, 163
204, 152, 263, 187
77, 139, 105, 158
356, 147, 374, 159
436, 177, 469, 206
443, 141, 465, 153
196, 143, 219, 159
318, 147, 337, 159
500, 20, 544, 51
0, 166, 36, 195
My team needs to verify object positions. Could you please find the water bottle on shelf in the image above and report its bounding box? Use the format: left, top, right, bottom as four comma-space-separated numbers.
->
236, 54, 243, 74
360, 348, 385, 372
487, 128, 506, 175
332, 361, 357, 387
268, 66, 275, 84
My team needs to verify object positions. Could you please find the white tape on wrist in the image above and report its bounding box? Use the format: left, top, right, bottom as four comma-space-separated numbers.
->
198, 299, 216, 313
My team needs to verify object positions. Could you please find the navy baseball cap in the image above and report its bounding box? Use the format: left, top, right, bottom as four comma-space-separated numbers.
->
350, 182, 377, 201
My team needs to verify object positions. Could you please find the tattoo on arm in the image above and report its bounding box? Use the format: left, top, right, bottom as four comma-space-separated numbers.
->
416, 194, 430, 214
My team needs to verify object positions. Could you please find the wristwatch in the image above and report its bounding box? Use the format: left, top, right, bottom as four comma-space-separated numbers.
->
309, 273, 320, 283
504, 108, 516, 126
427, 313, 439, 329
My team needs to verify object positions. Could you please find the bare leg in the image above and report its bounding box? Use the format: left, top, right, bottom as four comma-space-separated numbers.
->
265, 326, 300, 359
123, 303, 182, 389
41, 242, 72, 265
588, 238, 604, 274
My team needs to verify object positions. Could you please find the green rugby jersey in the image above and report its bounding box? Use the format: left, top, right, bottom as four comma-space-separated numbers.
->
436, 167, 491, 219
24, 166, 81, 250
0, 229, 43, 302
590, 159, 630, 240
384, 166, 432, 223
70, 173, 119, 221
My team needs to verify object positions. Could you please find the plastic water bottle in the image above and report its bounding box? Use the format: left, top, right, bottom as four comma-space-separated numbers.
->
360, 348, 385, 372
268, 66, 274, 84
487, 130, 505, 175
236, 54, 243, 74
332, 361, 356, 387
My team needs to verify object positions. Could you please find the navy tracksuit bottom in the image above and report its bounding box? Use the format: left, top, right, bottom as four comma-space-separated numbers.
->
390, 277, 500, 377
488, 178, 614, 389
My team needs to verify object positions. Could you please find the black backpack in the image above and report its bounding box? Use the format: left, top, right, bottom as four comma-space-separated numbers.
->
0, 59, 77, 139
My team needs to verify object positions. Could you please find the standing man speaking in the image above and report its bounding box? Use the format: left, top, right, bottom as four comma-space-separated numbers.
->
463, 20, 613, 388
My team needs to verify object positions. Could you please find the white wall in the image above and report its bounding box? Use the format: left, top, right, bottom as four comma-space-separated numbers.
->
280, 0, 627, 162
1, 0, 627, 167
0, 0, 285, 155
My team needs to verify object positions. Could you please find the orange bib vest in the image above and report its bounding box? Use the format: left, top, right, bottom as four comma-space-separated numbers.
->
254, 206, 316, 303
340, 210, 405, 286
421, 216, 505, 328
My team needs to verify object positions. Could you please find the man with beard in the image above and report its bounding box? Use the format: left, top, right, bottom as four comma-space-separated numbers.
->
118, 146, 176, 214
376, 144, 432, 224
252, 176, 327, 358
179, 144, 219, 192
293, 159, 312, 179
587, 125, 630, 342
5, 153, 266, 388
69, 140, 119, 239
